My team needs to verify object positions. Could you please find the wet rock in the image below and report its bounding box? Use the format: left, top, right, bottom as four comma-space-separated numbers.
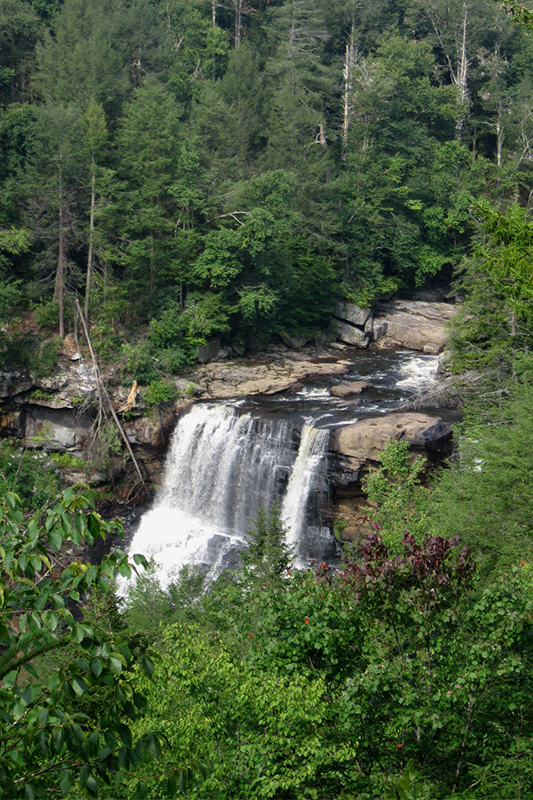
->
330, 381, 372, 398
124, 403, 190, 449
194, 358, 349, 399
330, 341, 348, 350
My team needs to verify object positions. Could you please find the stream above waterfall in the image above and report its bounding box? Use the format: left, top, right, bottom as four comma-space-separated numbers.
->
242, 349, 444, 427
123, 348, 453, 590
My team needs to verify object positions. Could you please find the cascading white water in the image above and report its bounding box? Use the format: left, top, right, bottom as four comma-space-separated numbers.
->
396, 354, 440, 390
282, 425, 330, 549
125, 403, 330, 588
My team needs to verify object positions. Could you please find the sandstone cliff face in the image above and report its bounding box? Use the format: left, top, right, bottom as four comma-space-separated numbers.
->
330, 412, 453, 485
328, 411, 453, 543
332, 299, 457, 355
376, 300, 457, 354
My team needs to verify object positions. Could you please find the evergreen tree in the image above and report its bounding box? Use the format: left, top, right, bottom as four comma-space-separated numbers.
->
25, 102, 84, 337
107, 79, 205, 317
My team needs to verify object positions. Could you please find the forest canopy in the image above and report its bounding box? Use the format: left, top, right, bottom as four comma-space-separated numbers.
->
2, 0, 533, 368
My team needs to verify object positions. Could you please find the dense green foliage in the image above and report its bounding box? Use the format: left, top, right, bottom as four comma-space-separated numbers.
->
115, 525, 533, 799
0, 486, 168, 798
2, 0, 533, 373
4, 1, 533, 797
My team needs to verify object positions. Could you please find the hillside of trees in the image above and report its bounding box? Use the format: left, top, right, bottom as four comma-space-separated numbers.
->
2, 0, 533, 373
3, 0, 533, 798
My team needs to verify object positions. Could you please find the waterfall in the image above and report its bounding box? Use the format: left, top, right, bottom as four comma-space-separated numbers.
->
125, 403, 331, 588
282, 425, 330, 548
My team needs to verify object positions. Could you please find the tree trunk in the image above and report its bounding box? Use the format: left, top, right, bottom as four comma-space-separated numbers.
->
234, 0, 242, 46
342, 22, 356, 156
85, 151, 96, 322
55, 163, 65, 340
455, 4, 469, 140
497, 101, 504, 172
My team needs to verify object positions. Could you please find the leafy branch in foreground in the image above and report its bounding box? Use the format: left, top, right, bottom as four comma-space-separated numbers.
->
0, 487, 161, 798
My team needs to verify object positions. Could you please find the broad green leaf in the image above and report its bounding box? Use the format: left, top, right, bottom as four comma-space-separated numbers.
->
59, 770, 73, 795
53, 728, 65, 754
3, 671, 17, 689
91, 658, 103, 677
141, 655, 154, 678
118, 723, 132, 749
47, 528, 63, 551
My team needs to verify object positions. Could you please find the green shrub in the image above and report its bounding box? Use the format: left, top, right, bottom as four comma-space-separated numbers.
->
156, 346, 194, 374
363, 439, 428, 553
92, 320, 124, 364
122, 342, 159, 384
0, 279, 23, 319
148, 306, 183, 350
0, 442, 60, 510
0, 332, 35, 370
30, 389, 54, 401
143, 379, 177, 408
34, 336, 62, 377
51, 452, 86, 470
31, 298, 59, 331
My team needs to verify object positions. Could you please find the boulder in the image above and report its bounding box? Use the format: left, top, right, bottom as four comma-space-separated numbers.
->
232, 341, 246, 357
235, 376, 301, 395
335, 321, 370, 348
363, 313, 374, 335
124, 405, 178, 449
330, 381, 373, 398
334, 302, 371, 328
175, 379, 205, 397
375, 300, 457, 353
330, 412, 453, 484
197, 339, 221, 364
371, 320, 388, 341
